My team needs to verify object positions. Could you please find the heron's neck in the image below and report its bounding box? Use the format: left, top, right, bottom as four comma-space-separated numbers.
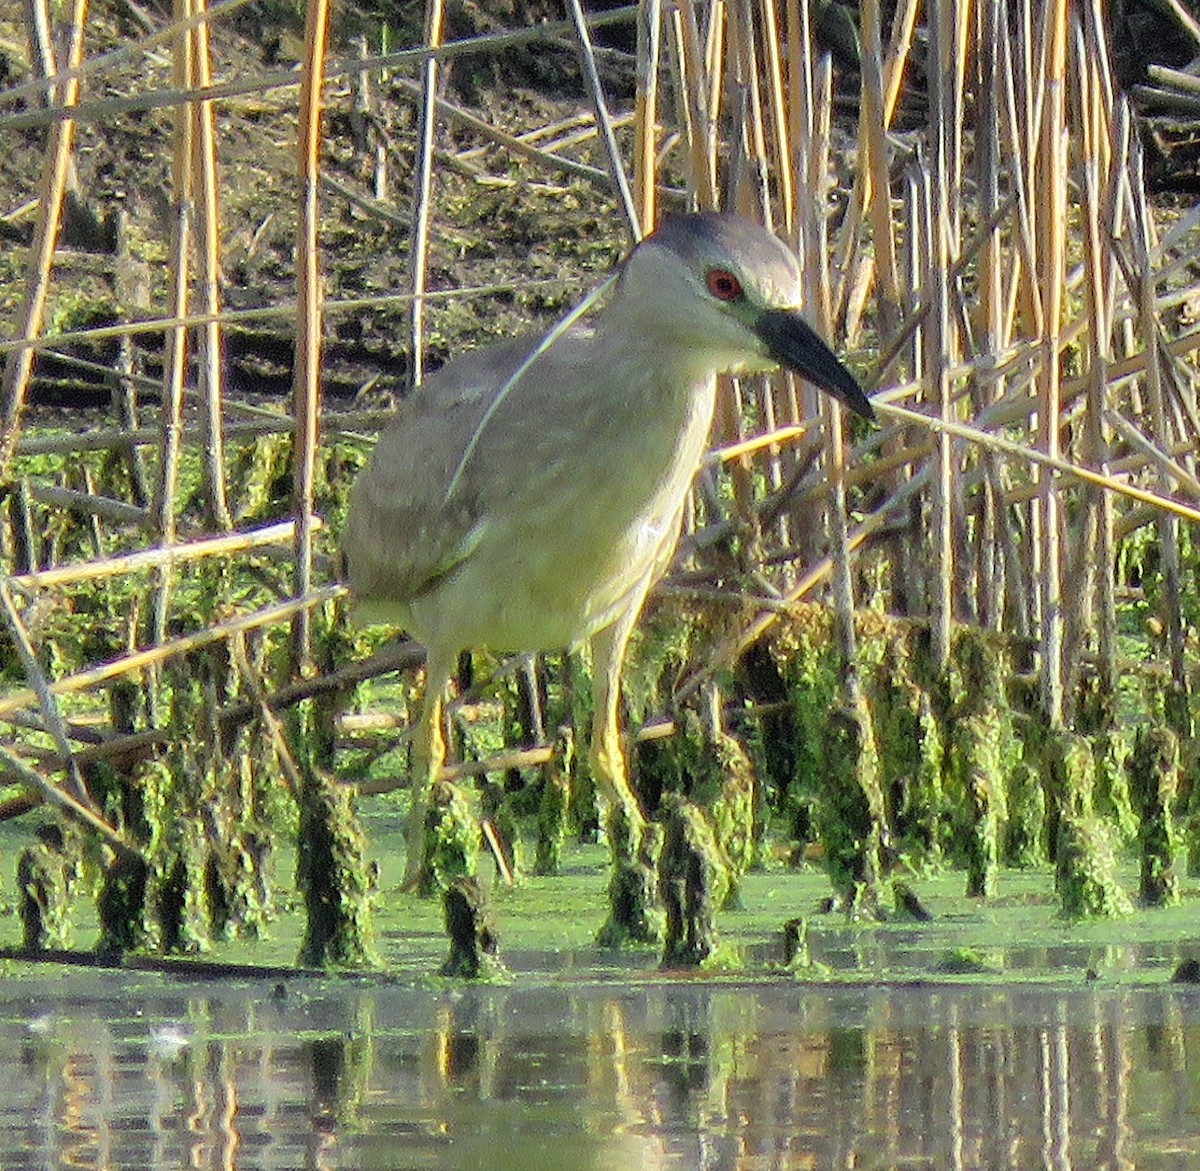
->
592, 297, 726, 397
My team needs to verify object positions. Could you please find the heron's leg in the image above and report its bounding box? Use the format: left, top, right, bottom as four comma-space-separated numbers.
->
589, 611, 648, 855
402, 656, 450, 892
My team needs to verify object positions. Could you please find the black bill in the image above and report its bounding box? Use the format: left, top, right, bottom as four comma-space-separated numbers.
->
754, 309, 874, 422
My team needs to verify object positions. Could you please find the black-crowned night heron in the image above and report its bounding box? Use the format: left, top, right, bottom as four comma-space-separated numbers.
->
344, 212, 873, 889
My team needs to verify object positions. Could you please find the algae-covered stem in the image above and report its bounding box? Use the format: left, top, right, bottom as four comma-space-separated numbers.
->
799, 39, 885, 913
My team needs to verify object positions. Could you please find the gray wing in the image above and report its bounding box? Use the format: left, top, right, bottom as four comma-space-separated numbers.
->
343, 334, 544, 622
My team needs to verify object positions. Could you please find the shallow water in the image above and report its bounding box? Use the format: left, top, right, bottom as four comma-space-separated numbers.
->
2, 967, 1200, 1170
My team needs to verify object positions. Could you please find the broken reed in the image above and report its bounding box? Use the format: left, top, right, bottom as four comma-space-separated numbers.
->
0, 0, 1197, 964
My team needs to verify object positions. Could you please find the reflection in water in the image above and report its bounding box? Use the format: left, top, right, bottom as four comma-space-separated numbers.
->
1, 973, 1197, 1169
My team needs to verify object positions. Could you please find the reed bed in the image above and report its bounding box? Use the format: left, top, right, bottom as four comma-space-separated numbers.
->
0, 0, 1198, 959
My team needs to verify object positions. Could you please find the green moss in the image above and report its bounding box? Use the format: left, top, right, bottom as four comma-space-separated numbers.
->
96, 848, 151, 956
945, 628, 1016, 898
952, 711, 1004, 898
1044, 733, 1133, 920
534, 728, 573, 876
636, 705, 756, 894
16, 824, 76, 951
1003, 758, 1046, 867
596, 812, 662, 948
770, 607, 840, 830
658, 796, 730, 969
439, 876, 503, 979
151, 815, 211, 955
417, 781, 479, 899
871, 629, 947, 866
818, 696, 886, 915
295, 756, 379, 969
935, 946, 1002, 975
1128, 724, 1181, 907
1093, 730, 1138, 844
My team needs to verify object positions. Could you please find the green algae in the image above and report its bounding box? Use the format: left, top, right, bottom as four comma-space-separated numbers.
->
1128, 723, 1182, 907
9, 812, 1200, 988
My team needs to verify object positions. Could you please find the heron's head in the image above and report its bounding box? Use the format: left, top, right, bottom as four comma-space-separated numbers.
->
617, 212, 874, 421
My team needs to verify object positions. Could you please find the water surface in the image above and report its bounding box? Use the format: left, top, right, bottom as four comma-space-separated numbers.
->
3, 967, 1199, 1170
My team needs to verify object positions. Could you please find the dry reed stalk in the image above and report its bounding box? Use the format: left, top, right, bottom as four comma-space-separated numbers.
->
997, 14, 1043, 352
26, 484, 149, 528
190, 0, 231, 530
110, 211, 151, 509
972, 0, 1009, 631
730, 0, 772, 223
1076, 153, 1118, 713
0, 582, 92, 805
454, 110, 598, 160
744, 2, 798, 563
787, 0, 821, 423
14, 409, 397, 458
390, 75, 614, 188
832, 0, 919, 334
805, 42, 862, 688
926, 0, 956, 673
290, 0, 331, 670
1128, 140, 1190, 724
1104, 408, 1200, 499
229, 632, 302, 796
1081, 0, 1114, 176
0, 7, 641, 137
8, 519, 310, 590
1057, 10, 1106, 713
0, 0, 88, 476
217, 640, 424, 737
408, 0, 445, 387
1087, 22, 1127, 708
759, 0, 792, 228
0, 276, 591, 363
852, 0, 900, 337
0, 743, 127, 850
716, 2, 775, 543
702, 0, 726, 181
633, 0, 662, 233
881, 0, 920, 118
0, 586, 347, 724
1035, 0, 1069, 725
877, 401, 1200, 524
149, 0, 197, 669
568, 0, 639, 240
893, 171, 926, 614
23, 639, 427, 782
0, 0, 259, 116
359, 711, 707, 793
670, 1, 717, 207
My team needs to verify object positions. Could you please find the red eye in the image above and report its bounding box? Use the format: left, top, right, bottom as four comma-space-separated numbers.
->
706, 268, 743, 301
